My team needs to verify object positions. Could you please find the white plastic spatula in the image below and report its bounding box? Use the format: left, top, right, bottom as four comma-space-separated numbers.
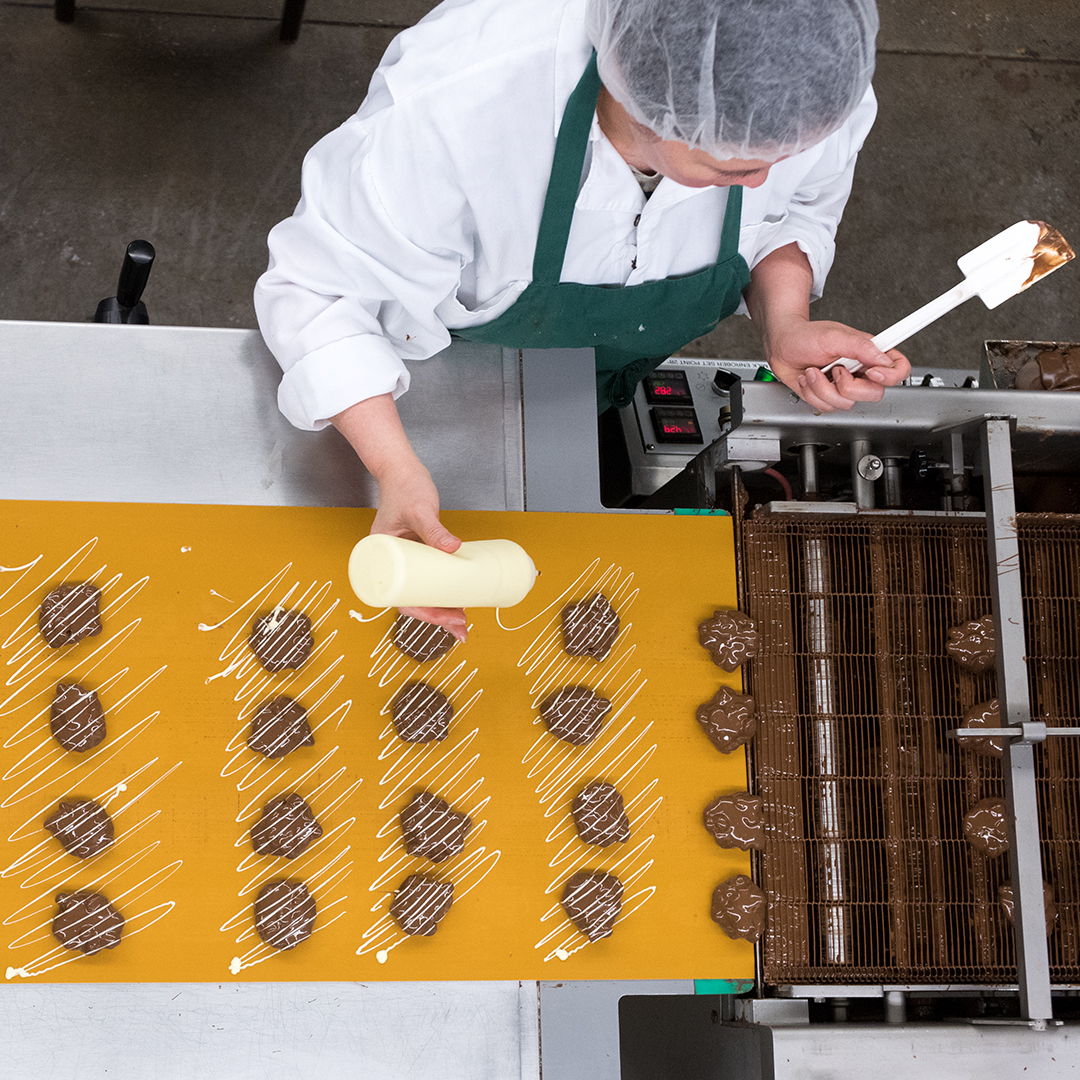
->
822, 219, 1075, 375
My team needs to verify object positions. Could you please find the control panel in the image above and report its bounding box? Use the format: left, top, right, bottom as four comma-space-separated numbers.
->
618, 358, 766, 497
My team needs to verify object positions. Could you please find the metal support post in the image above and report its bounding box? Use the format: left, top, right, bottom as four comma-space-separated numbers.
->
980, 418, 1053, 1023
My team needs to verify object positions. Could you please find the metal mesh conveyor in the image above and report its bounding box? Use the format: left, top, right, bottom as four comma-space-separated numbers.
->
741, 514, 1080, 987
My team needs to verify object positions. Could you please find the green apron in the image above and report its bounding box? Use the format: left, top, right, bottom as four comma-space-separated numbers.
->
456, 53, 751, 413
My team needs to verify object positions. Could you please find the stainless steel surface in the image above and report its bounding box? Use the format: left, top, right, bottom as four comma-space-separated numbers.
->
797, 443, 822, 499
850, 438, 876, 508
734, 998, 809, 1025
979, 418, 1053, 1022
538, 979, 692, 1080
619, 358, 762, 496
0, 320, 524, 510
759, 1023, 1079, 1079
729, 381, 1080, 473
0, 981, 540, 1080
520, 347, 605, 512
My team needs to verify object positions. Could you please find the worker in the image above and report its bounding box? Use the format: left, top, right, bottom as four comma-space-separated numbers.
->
255, 0, 910, 637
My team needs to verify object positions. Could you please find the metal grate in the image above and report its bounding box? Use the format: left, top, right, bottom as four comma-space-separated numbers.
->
742, 514, 1080, 985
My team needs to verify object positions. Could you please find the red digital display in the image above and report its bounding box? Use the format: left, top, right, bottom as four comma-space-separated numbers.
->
649, 406, 704, 445
663, 420, 697, 435
643, 369, 693, 404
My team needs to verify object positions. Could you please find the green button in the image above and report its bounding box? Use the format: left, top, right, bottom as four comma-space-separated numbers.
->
753, 367, 777, 382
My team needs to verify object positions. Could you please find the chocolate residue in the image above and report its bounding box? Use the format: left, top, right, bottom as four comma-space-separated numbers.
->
946, 614, 996, 673
391, 681, 453, 743
960, 698, 1005, 758
710, 874, 767, 942
392, 615, 456, 662
400, 791, 472, 863
999, 879, 1058, 937
247, 695, 314, 759
1023, 220, 1075, 289
50, 683, 106, 753
696, 686, 756, 753
698, 610, 759, 671
44, 799, 114, 859
53, 890, 124, 954
1015, 350, 1080, 392
251, 793, 323, 859
249, 608, 313, 673
539, 686, 612, 746
963, 797, 1009, 858
561, 869, 623, 941
390, 873, 454, 936
561, 594, 619, 662
572, 780, 630, 847
703, 792, 765, 851
39, 582, 102, 648
254, 879, 316, 949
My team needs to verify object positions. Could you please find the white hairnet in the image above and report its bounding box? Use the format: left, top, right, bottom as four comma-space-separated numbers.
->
587, 0, 879, 162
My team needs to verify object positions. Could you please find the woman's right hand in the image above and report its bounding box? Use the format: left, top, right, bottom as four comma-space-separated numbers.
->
331, 395, 467, 641
370, 457, 468, 641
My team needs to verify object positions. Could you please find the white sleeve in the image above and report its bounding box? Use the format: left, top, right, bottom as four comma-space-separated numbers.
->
736, 85, 878, 313
253, 117, 467, 432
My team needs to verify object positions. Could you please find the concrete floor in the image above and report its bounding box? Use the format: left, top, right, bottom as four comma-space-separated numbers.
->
1, 0, 1078, 373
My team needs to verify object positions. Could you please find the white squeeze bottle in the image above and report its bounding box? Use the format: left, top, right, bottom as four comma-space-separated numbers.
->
348, 535, 538, 608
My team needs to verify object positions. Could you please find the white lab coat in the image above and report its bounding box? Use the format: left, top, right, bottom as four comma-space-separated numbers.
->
254, 0, 877, 431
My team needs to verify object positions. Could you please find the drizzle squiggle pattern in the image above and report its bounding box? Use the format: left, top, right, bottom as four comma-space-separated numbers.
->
356, 623, 500, 964
198, 567, 358, 975
0, 543, 181, 979
504, 560, 661, 961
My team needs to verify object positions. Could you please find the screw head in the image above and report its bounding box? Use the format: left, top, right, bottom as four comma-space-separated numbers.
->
858, 454, 884, 481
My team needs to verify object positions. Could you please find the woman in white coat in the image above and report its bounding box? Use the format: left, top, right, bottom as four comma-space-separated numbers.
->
256, 0, 909, 635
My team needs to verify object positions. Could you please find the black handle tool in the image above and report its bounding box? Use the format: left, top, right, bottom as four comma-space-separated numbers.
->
94, 240, 156, 324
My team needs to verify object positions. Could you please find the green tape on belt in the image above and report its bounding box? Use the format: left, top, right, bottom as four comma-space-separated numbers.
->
694, 978, 755, 995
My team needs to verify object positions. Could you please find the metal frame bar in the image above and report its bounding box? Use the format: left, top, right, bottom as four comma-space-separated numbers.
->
979, 418, 1053, 1023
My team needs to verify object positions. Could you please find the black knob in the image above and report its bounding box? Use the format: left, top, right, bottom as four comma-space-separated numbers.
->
94, 240, 155, 324
116, 240, 155, 309
711, 369, 741, 396
908, 449, 931, 479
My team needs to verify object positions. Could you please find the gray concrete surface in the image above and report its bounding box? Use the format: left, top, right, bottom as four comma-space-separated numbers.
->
0, 0, 1077, 371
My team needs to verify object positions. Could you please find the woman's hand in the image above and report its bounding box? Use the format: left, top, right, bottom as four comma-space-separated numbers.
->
332, 394, 467, 641
369, 457, 468, 641
744, 243, 911, 412
764, 315, 911, 413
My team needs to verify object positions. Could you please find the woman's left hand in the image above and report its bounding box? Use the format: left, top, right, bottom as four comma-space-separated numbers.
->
764, 315, 911, 412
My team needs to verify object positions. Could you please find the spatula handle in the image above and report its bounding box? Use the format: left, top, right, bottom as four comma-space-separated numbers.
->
823, 279, 978, 375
